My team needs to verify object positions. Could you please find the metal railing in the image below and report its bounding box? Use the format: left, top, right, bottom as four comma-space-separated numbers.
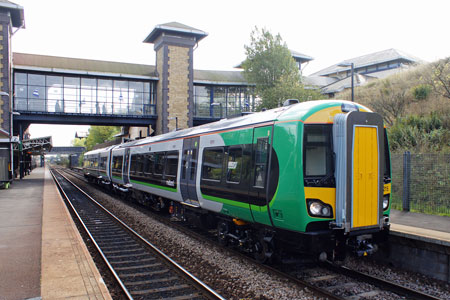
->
14, 98, 156, 116
391, 152, 450, 216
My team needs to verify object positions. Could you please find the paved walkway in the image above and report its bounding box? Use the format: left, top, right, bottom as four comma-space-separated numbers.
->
0, 168, 43, 299
0, 167, 111, 300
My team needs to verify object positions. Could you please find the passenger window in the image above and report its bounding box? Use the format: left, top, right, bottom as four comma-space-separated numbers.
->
165, 151, 179, 177
130, 154, 144, 177
154, 152, 165, 175
254, 138, 268, 187
202, 148, 223, 181
227, 147, 242, 183
144, 153, 154, 177
112, 156, 123, 173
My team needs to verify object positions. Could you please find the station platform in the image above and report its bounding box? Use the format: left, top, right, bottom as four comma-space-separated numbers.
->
0, 167, 111, 300
390, 209, 450, 246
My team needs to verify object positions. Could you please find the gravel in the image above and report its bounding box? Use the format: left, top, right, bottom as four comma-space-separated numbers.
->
67, 174, 323, 300
344, 257, 450, 299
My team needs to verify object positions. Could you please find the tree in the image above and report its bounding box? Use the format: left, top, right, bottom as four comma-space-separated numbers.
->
84, 126, 120, 151
242, 27, 320, 109
72, 137, 86, 148
427, 57, 450, 99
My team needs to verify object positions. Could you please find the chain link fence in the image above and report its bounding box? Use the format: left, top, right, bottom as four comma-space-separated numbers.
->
390, 152, 450, 216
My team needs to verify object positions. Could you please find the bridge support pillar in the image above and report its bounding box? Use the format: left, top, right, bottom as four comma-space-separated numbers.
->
144, 23, 207, 135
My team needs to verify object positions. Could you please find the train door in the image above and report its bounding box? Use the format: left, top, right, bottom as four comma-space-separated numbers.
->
180, 137, 200, 206
122, 148, 130, 184
249, 125, 273, 226
334, 111, 384, 232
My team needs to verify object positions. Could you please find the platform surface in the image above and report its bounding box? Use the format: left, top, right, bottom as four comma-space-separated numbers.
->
390, 209, 450, 246
0, 167, 111, 300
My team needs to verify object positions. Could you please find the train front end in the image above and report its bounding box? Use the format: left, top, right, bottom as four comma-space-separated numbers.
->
299, 101, 391, 260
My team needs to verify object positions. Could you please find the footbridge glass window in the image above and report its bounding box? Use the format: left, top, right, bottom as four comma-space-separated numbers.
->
13, 71, 156, 116
193, 85, 255, 119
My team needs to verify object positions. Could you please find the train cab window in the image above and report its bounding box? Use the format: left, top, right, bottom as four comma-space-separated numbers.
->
202, 148, 223, 181
227, 147, 242, 183
303, 125, 334, 187
154, 152, 165, 176
165, 151, 179, 178
254, 138, 268, 188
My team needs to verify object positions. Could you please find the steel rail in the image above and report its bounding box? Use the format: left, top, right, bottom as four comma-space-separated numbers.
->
323, 262, 444, 300
51, 168, 225, 300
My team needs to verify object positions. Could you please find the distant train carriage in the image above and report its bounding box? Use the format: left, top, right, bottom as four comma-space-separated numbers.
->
83, 100, 391, 261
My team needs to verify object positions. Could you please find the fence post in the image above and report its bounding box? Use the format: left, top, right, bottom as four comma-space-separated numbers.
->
402, 151, 411, 212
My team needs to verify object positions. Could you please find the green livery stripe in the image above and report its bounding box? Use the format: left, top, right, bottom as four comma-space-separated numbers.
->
100, 172, 107, 177
130, 179, 177, 192
112, 175, 122, 180
202, 193, 249, 208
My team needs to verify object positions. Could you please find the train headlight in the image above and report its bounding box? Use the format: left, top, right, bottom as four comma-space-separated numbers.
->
307, 199, 333, 218
383, 194, 390, 210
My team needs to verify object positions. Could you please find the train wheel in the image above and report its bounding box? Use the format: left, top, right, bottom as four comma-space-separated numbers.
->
217, 221, 229, 246
253, 236, 273, 264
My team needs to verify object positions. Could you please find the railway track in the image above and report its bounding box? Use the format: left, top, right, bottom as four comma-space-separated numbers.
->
59, 167, 447, 300
51, 168, 225, 300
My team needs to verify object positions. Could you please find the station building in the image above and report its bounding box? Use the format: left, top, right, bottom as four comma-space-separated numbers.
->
0, 1, 421, 185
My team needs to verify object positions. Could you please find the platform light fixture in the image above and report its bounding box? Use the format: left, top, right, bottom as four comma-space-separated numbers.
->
337, 62, 354, 102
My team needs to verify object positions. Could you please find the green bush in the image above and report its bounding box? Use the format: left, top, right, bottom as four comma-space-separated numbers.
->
388, 112, 450, 152
411, 84, 432, 100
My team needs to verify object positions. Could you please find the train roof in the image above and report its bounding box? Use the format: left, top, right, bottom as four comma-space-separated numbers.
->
114, 99, 371, 148
84, 145, 117, 156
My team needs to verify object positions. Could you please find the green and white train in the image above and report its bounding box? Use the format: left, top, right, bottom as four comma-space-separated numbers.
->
83, 100, 391, 262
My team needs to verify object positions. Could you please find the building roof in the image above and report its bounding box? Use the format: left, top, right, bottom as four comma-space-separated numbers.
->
0, 0, 24, 28
194, 69, 247, 85
13, 53, 158, 79
144, 22, 208, 44
13, 52, 249, 85
302, 75, 337, 87
320, 73, 373, 94
310, 48, 421, 77
290, 50, 314, 62
235, 49, 313, 69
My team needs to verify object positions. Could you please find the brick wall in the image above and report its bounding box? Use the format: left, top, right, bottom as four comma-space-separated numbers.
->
167, 46, 189, 132
155, 46, 164, 134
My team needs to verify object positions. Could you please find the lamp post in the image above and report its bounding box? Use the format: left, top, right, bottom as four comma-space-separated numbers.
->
338, 62, 354, 102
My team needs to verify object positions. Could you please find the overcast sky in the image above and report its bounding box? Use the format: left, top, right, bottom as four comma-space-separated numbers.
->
11, 0, 450, 146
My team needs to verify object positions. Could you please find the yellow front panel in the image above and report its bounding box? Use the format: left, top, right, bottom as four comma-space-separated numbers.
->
352, 126, 379, 228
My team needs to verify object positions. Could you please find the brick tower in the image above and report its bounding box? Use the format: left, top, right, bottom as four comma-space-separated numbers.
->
144, 22, 207, 134
0, 1, 24, 184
